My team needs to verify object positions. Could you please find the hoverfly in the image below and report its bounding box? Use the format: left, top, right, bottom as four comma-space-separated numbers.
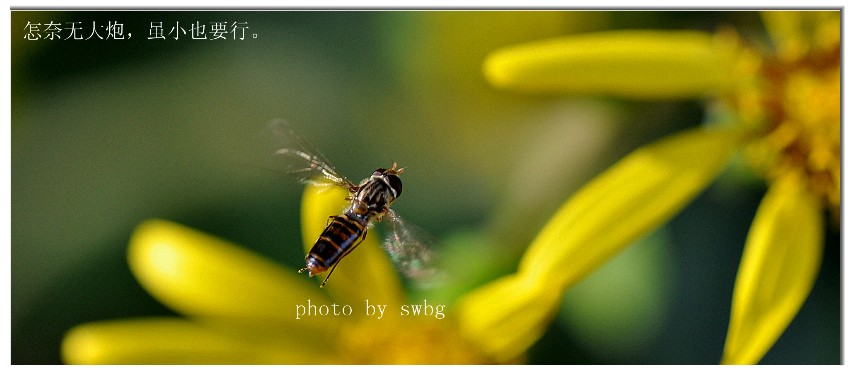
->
268, 120, 436, 287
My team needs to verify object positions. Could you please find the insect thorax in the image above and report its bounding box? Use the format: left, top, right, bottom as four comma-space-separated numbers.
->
350, 178, 398, 219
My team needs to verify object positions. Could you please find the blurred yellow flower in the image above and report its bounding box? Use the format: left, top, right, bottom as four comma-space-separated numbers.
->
60, 11, 838, 365
62, 185, 495, 364
477, 11, 838, 364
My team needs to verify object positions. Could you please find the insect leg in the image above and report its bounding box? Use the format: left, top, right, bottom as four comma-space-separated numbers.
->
341, 228, 367, 258
320, 262, 338, 288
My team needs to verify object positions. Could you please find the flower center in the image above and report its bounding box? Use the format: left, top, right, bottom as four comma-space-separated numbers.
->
336, 318, 490, 364
728, 23, 840, 220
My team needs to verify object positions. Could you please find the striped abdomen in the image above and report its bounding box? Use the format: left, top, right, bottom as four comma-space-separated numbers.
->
302, 212, 368, 277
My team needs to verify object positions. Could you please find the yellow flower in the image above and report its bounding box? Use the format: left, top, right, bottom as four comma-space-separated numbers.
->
61, 11, 838, 365
475, 11, 838, 364
62, 184, 497, 364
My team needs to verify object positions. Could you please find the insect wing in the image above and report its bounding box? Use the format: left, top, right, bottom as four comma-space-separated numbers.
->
383, 210, 439, 281
266, 119, 355, 189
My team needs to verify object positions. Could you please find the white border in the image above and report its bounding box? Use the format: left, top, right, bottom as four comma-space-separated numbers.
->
6, 1, 849, 9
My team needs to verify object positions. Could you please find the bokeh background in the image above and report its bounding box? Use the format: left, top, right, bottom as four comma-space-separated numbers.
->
11, 11, 840, 364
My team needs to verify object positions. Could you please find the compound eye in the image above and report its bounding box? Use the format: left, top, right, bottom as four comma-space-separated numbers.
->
386, 174, 402, 197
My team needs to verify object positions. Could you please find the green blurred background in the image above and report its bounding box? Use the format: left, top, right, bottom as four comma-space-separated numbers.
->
11, 11, 840, 364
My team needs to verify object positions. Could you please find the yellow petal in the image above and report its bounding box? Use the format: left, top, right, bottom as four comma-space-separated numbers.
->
128, 219, 335, 329
522, 126, 746, 289
721, 173, 824, 364
455, 273, 561, 363
484, 30, 736, 99
459, 127, 746, 361
300, 183, 405, 307
62, 317, 325, 364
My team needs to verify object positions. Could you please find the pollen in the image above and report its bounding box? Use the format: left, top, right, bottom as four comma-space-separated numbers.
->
728, 21, 840, 221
